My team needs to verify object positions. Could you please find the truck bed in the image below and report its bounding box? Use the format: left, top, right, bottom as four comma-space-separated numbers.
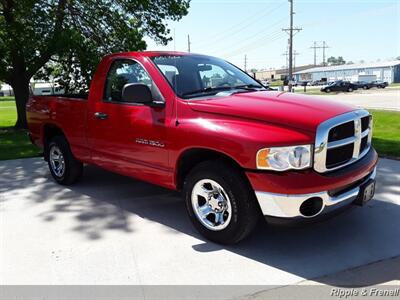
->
26, 94, 90, 160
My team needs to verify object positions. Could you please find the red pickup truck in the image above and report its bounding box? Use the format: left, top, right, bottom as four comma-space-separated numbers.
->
27, 51, 377, 244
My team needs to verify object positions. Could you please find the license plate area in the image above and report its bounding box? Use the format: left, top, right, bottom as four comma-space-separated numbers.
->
354, 179, 376, 206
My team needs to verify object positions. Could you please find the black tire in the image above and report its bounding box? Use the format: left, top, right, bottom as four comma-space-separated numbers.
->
363, 86, 368, 90
183, 160, 260, 244
348, 87, 353, 92
325, 88, 331, 93
46, 135, 83, 185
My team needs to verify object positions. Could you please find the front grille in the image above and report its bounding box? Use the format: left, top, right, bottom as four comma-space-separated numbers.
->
326, 143, 354, 168
360, 136, 368, 153
314, 110, 373, 173
361, 116, 370, 132
328, 121, 354, 142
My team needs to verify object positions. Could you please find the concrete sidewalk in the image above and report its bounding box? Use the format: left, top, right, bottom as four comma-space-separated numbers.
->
0, 158, 399, 288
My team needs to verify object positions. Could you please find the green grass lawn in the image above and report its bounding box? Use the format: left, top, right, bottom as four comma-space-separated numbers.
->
0, 100, 17, 127
269, 80, 284, 87
0, 99, 42, 160
0, 98, 399, 160
0, 96, 16, 101
294, 88, 338, 96
370, 110, 400, 159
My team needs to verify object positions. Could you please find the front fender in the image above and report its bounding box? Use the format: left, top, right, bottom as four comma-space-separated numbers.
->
170, 115, 314, 170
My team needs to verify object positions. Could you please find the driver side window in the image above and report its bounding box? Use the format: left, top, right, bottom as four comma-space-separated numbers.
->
104, 59, 163, 103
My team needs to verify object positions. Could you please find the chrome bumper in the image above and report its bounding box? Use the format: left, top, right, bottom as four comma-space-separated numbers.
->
255, 167, 376, 218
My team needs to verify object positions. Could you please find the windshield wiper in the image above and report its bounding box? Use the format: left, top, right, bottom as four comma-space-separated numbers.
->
233, 84, 265, 90
181, 86, 233, 97
182, 84, 265, 98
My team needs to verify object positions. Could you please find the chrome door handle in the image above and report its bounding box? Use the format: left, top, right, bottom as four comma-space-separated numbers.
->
94, 112, 108, 120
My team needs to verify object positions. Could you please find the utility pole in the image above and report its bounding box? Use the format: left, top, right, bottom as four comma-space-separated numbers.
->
283, 0, 302, 91
322, 41, 329, 66
310, 41, 330, 66
293, 50, 299, 71
187, 34, 191, 53
282, 50, 299, 72
310, 41, 318, 66
244, 54, 247, 72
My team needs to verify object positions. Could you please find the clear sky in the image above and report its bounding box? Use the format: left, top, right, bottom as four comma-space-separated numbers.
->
145, 0, 400, 71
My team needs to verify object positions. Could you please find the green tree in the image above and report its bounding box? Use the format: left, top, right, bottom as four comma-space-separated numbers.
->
0, 0, 189, 128
327, 56, 346, 66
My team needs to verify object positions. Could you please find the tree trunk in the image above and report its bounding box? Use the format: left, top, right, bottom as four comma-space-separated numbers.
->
11, 78, 30, 129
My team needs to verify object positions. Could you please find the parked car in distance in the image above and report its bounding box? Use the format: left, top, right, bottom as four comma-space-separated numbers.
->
371, 80, 389, 88
353, 81, 373, 90
321, 81, 358, 93
309, 80, 327, 86
26, 51, 377, 244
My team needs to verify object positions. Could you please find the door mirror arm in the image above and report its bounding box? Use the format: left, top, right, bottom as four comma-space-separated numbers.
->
146, 100, 165, 108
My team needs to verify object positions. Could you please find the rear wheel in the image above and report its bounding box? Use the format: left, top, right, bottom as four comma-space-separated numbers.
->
47, 136, 83, 185
183, 161, 260, 244
348, 87, 353, 92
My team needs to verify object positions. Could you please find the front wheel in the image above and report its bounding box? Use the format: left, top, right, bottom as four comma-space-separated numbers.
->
47, 136, 83, 185
348, 87, 353, 92
325, 88, 331, 93
183, 161, 260, 244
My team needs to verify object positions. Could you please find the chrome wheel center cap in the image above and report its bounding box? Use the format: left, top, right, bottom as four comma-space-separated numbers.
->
208, 195, 224, 212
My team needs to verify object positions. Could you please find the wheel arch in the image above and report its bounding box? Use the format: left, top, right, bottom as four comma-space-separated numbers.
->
175, 147, 244, 191
42, 123, 67, 160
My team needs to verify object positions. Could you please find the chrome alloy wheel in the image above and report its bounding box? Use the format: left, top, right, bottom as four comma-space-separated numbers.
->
191, 179, 232, 231
49, 145, 65, 177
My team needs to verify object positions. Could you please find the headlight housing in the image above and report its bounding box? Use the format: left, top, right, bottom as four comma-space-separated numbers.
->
256, 145, 312, 171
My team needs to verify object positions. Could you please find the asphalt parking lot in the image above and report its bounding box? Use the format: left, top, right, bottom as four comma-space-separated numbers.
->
1, 158, 399, 290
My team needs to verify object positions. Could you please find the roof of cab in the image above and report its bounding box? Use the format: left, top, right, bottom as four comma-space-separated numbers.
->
103, 50, 198, 59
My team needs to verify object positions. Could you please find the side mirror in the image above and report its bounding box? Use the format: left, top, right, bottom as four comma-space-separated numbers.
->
122, 83, 152, 104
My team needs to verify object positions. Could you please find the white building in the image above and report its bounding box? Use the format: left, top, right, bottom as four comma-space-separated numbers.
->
294, 60, 400, 83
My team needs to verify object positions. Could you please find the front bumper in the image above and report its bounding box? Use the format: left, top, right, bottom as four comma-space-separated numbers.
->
246, 148, 378, 219
254, 167, 376, 218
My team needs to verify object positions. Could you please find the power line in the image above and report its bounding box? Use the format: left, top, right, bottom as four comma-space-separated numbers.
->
192, 1, 286, 49
221, 30, 284, 58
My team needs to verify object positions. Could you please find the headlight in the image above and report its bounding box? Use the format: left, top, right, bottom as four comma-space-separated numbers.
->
256, 145, 312, 171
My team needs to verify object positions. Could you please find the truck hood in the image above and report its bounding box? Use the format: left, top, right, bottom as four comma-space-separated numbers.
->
187, 91, 356, 132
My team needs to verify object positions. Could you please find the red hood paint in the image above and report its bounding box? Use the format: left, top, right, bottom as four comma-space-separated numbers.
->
187, 91, 356, 132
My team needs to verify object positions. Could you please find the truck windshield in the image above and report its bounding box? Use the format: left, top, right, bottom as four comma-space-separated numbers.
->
151, 55, 265, 99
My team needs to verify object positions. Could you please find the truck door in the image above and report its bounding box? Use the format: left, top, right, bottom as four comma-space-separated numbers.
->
87, 58, 171, 184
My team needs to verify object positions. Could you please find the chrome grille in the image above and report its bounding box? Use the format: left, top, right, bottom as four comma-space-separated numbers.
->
314, 110, 373, 173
